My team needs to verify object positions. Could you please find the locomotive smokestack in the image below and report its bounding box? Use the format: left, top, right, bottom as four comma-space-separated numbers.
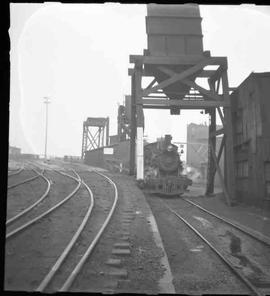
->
164, 134, 172, 146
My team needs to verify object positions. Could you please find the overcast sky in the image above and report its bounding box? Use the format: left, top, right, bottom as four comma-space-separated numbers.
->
9, 3, 270, 157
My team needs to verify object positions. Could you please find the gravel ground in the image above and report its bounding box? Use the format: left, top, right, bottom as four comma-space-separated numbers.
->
46, 171, 115, 292
165, 198, 270, 293
67, 172, 166, 294
7, 169, 37, 188
5, 169, 90, 291
187, 192, 270, 238
6, 174, 47, 221
112, 174, 167, 294
6, 170, 78, 234
10, 159, 251, 293
6, 165, 167, 294
146, 194, 250, 294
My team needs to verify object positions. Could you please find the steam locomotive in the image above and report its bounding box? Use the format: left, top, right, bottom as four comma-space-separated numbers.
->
138, 135, 192, 196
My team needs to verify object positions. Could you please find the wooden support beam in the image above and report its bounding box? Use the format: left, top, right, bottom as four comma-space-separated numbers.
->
145, 95, 168, 99
217, 107, 225, 126
216, 135, 225, 165
129, 74, 137, 175
145, 78, 157, 90
137, 105, 144, 128
129, 66, 143, 176
129, 68, 220, 79
138, 98, 229, 108
141, 58, 216, 96
197, 70, 217, 77
210, 128, 224, 138
209, 140, 231, 206
128, 68, 216, 78
142, 105, 214, 110
215, 77, 221, 94
128, 68, 154, 77
106, 117, 109, 146
221, 70, 236, 205
180, 79, 223, 101
157, 67, 223, 102
144, 90, 202, 96
159, 67, 216, 79
209, 64, 227, 84
213, 135, 225, 190
206, 109, 216, 195
144, 94, 204, 100
128, 68, 134, 76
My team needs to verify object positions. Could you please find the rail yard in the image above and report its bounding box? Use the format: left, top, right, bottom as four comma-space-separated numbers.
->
6, 3, 270, 295
6, 157, 270, 294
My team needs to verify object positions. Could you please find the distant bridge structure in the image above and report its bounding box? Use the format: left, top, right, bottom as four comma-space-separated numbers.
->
81, 117, 109, 159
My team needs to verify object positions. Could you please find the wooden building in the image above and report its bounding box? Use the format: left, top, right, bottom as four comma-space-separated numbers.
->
231, 72, 270, 206
9, 145, 21, 156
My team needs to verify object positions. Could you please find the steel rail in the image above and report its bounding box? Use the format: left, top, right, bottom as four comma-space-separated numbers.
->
25, 161, 45, 175
183, 198, 270, 247
59, 171, 118, 292
6, 169, 51, 226
164, 202, 263, 296
8, 167, 24, 176
8, 167, 41, 189
36, 175, 94, 292
6, 170, 81, 240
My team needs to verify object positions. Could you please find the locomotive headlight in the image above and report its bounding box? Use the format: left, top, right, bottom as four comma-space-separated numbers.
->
167, 145, 173, 152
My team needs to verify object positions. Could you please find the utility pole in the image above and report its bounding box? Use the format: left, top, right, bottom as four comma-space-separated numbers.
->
44, 97, 51, 160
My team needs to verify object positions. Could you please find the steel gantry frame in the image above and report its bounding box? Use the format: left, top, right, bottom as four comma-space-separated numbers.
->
128, 52, 236, 206
81, 117, 109, 160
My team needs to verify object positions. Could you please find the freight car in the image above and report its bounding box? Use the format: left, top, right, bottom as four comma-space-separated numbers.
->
138, 135, 192, 196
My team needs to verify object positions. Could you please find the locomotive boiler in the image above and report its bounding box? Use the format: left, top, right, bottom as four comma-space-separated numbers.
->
139, 135, 192, 196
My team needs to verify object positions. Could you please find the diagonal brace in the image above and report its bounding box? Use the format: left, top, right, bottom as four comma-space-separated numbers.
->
158, 67, 222, 101
209, 140, 231, 206
142, 58, 214, 97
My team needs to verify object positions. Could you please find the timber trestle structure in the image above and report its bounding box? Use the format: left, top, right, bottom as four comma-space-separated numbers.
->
128, 52, 236, 206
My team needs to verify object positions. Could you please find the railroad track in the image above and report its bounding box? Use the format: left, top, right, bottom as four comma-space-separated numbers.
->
5, 167, 118, 292
7, 165, 41, 189
183, 198, 270, 247
6, 169, 81, 239
162, 198, 270, 296
8, 166, 24, 176
35, 170, 118, 292
6, 168, 50, 226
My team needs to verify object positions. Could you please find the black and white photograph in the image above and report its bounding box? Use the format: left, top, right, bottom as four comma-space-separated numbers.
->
5, 2, 270, 294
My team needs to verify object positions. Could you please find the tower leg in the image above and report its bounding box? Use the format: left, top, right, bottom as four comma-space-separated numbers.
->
129, 74, 136, 175
206, 108, 216, 195
136, 126, 144, 180
222, 72, 236, 206
106, 117, 109, 146
129, 64, 142, 176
